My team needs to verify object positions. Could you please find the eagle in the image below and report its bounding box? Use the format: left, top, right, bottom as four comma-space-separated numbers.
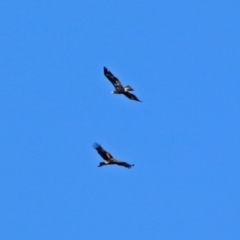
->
93, 142, 134, 169
104, 67, 141, 102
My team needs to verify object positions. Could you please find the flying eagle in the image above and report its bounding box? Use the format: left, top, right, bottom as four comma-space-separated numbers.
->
93, 142, 134, 169
104, 67, 141, 102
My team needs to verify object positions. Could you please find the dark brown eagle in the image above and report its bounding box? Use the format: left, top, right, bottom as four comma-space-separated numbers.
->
104, 67, 141, 102
93, 142, 134, 169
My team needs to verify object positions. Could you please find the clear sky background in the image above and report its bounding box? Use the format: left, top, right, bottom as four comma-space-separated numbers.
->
1, 1, 240, 239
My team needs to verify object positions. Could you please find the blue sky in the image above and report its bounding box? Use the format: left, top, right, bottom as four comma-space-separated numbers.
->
1, 0, 240, 239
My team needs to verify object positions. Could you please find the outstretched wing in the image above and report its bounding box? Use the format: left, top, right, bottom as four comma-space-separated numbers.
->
123, 92, 141, 102
104, 67, 123, 90
93, 142, 113, 161
112, 159, 134, 169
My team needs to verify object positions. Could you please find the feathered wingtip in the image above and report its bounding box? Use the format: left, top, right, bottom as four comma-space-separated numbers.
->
93, 142, 101, 149
103, 67, 108, 74
125, 163, 135, 169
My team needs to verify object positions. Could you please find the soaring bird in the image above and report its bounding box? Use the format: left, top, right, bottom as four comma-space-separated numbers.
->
103, 67, 141, 102
93, 142, 134, 169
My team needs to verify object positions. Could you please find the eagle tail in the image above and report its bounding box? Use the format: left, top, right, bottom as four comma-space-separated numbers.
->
124, 85, 134, 91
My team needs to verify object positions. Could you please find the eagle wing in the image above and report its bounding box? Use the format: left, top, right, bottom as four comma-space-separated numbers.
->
123, 92, 141, 102
111, 159, 134, 169
104, 67, 123, 90
93, 142, 113, 161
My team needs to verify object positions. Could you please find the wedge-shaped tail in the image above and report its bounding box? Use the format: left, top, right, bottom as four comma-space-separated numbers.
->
124, 85, 134, 92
